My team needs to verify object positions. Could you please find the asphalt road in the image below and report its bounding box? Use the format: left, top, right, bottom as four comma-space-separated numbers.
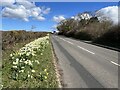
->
51, 35, 119, 88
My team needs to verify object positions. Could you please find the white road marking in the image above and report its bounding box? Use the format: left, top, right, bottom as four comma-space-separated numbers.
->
111, 61, 120, 66
59, 37, 94, 54
59, 38, 74, 45
77, 46, 95, 55
62, 39, 67, 42
66, 41, 74, 45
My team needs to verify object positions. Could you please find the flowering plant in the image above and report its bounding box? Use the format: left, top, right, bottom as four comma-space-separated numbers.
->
10, 36, 50, 81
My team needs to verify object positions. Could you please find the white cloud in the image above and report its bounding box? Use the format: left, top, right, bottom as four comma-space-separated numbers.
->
23, 18, 29, 22
71, 16, 75, 19
0, 0, 15, 6
2, 5, 30, 21
53, 15, 65, 22
1, 0, 51, 22
35, 16, 45, 21
42, 8, 51, 14
31, 7, 41, 17
16, 0, 35, 9
96, 6, 118, 25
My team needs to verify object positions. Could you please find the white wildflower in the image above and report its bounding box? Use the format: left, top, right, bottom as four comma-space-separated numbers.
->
13, 66, 17, 68
31, 75, 33, 78
12, 57, 14, 59
19, 70, 24, 73
16, 58, 19, 61
1, 84, 3, 88
16, 58, 19, 63
23, 58, 25, 61
10, 54, 13, 57
36, 61, 39, 64
31, 70, 35, 73
32, 53, 36, 56
24, 61, 28, 64
26, 53, 30, 56
28, 74, 30, 77
13, 62, 17, 65
21, 70, 24, 72
41, 53, 43, 55
21, 67, 24, 69
20, 60, 22, 63
44, 69, 47, 72
44, 76, 47, 79
28, 60, 32, 66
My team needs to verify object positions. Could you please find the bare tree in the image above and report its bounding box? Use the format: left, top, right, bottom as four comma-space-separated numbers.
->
31, 25, 36, 31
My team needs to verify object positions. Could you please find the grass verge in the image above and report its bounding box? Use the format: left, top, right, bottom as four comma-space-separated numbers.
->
2, 36, 58, 88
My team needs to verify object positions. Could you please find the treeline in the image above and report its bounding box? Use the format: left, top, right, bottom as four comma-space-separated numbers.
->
57, 14, 120, 49
2, 30, 49, 50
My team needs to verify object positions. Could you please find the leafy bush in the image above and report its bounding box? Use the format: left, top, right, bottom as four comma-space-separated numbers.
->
82, 21, 112, 40
94, 25, 120, 48
74, 31, 92, 40
65, 30, 75, 37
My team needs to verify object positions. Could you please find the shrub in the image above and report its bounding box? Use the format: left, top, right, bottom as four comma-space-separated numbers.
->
94, 25, 120, 48
2, 30, 48, 50
82, 21, 112, 40
74, 31, 92, 40
65, 30, 75, 37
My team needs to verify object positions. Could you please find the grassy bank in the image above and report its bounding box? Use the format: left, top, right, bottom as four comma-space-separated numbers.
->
2, 31, 58, 88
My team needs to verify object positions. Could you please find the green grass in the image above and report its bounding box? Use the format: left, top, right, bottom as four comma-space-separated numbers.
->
2, 38, 58, 88
2, 41, 28, 88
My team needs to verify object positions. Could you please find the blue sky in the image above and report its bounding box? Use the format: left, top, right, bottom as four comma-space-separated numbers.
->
1, 2, 118, 32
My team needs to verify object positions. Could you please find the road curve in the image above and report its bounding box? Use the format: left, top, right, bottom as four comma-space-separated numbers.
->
50, 35, 119, 88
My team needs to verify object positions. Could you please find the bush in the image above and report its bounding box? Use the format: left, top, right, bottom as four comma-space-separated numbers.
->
82, 21, 112, 40
65, 30, 75, 37
74, 31, 92, 40
58, 31, 64, 35
94, 25, 120, 48
2, 30, 48, 50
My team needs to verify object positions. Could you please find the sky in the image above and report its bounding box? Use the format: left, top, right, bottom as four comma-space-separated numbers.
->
0, 1, 118, 32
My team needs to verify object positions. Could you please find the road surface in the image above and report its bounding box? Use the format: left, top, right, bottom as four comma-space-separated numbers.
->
51, 35, 119, 88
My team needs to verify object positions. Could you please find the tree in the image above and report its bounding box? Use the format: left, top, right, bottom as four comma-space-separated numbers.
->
31, 25, 36, 31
